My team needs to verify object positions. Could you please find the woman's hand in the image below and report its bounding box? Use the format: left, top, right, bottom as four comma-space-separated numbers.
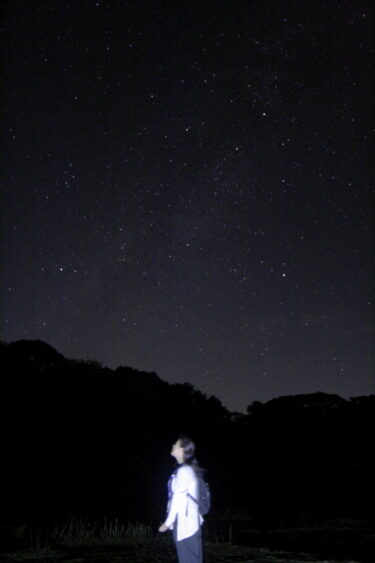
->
158, 523, 169, 532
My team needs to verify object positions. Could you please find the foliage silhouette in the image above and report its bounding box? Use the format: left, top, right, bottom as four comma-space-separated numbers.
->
0, 339, 373, 531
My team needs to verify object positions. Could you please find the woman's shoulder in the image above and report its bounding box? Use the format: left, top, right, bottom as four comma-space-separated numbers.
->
177, 464, 197, 479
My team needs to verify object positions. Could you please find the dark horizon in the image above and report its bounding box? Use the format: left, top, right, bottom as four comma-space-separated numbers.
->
1, 0, 373, 412
1, 336, 374, 562
1, 337, 373, 415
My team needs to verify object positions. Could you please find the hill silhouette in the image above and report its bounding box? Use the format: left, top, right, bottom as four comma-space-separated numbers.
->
0, 339, 374, 530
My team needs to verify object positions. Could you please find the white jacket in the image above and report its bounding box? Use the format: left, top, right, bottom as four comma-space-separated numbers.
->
164, 465, 203, 541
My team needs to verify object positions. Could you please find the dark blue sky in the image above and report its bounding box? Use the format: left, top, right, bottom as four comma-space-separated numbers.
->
1, 0, 373, 411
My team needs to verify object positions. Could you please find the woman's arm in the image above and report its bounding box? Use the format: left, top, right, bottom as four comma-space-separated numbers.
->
162, 466, 193, 529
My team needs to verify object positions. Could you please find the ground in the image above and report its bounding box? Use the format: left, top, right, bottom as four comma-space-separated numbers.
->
0, 539, 362, 563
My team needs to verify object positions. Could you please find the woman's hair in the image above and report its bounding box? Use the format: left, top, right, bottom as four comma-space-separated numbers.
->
179, 434, 204, 475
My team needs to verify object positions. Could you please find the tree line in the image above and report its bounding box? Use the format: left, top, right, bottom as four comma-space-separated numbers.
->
0, 339, 373, 528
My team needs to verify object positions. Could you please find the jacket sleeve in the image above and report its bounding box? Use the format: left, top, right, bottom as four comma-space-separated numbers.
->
164, 466, 191, 528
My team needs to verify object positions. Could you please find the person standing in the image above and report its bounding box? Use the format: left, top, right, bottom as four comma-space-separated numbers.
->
159, 435, 203, 563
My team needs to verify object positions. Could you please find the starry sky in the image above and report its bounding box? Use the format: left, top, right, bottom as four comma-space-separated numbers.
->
1, 0, 373, 412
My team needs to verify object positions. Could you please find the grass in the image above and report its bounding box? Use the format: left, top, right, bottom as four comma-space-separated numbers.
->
0, 542, 362, 562
0, 518, 370, 562
51, 517, 153, 545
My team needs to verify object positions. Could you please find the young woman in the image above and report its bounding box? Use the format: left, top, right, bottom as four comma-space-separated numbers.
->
159, 435, 203, 563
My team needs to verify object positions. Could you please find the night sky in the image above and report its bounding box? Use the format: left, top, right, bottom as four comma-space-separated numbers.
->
1, 0, 373, 412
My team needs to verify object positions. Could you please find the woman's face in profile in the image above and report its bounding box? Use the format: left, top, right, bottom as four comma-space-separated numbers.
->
171, 439, 184, 462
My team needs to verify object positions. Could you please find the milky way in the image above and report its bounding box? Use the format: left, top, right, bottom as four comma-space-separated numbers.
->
1, 0, 373, 411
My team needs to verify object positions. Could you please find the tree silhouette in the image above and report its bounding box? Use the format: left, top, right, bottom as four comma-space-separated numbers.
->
0, 339, 373, 528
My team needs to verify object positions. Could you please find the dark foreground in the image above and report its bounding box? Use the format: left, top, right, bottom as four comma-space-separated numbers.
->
0, 541, 363, 563
0, 519, 373, 563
